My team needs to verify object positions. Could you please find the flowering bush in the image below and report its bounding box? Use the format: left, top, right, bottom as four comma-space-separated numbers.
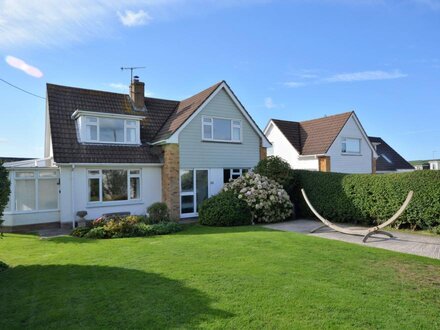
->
223, 172, 293, 223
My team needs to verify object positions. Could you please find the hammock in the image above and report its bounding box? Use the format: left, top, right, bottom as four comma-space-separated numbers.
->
301, 189, 414, 243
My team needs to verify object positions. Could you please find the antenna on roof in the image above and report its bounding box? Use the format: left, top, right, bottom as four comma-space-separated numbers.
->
120, 66, 146, 82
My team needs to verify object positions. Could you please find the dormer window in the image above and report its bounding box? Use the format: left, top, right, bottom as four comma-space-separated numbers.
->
72, 110, 143, 145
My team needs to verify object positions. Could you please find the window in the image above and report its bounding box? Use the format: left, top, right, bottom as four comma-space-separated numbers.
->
87, 169, 141, 203
202, 116, 241, 142
12, 170, 59, 212
342, 138, 361, 154
223, 168, 249, 183
381, 154, 393, 164
81, 116, 140, 144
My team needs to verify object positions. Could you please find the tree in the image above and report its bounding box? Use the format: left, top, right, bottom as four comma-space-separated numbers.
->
0, 162, 11, 236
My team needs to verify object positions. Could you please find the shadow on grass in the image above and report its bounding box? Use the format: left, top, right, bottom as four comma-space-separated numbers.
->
0, 264, 232, 328
177, 223, 278, 236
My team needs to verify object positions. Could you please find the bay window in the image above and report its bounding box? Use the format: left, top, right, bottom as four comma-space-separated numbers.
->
202, 116, 242, 142
88, 169, 141, 203
342, 137, 361, 154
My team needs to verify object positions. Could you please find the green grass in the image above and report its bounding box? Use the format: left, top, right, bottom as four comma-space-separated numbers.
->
1, 225, 439, 329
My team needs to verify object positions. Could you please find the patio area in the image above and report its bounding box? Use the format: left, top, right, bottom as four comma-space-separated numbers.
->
264, 219, 440, 260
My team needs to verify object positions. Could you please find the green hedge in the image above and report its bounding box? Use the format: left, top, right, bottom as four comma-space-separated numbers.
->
292, 170, 440, 230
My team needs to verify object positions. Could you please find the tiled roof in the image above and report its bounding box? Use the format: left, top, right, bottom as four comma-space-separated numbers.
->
47, 81, 222, 164
369, 137, 414, 172
271, 112, 353, 155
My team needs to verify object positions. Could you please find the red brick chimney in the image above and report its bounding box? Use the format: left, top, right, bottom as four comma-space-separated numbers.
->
130, 76, 145, 110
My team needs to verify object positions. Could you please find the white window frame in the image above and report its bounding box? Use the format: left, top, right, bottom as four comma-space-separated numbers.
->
87, 169, 142, 204
341, 137, 361, 155
202, 115, 242, 143
224, 168, 250, 183
80, 116, 141, 145
7, 170, 59, 214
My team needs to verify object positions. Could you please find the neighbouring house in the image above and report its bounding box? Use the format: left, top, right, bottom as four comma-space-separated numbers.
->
411, 159, 440, 170
2, 78, 270, 231
368, 137, 414, 173
429, 160, 440, 170
264, 112, 379, 173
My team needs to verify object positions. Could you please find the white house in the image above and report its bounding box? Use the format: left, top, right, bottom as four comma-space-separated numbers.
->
264, 112, 379, 173
429, 160, 440, 170
2, 79, 270, 231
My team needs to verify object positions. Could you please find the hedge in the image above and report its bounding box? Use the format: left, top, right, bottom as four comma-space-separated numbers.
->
292, 170, 440, 230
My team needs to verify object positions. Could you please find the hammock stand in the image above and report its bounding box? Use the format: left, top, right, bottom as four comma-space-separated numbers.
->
301, 189, 414, 243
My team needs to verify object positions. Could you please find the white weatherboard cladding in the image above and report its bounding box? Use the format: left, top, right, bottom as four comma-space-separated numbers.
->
179, 89, 260, 168
266, 123, 319, 171
327, 116, 372, 174
59, 165, 162, 223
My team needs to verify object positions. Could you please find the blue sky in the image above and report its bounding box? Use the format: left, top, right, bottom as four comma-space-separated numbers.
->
0, 0, 439, 160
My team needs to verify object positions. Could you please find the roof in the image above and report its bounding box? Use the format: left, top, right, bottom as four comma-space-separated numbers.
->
271, 112, 353, 155
46, 81, 237, 164
368, 137, 414, 171
410, 159, 440, 165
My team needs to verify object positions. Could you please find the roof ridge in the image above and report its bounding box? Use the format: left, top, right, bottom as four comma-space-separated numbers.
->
299, 111, 354, 124
46, 83, 131, 97
180, 80, 224, 103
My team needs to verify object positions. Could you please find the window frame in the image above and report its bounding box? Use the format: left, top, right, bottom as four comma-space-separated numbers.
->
80, 116, 141, 145
87, 169, 142, 204
7, 170, 60, 214
341, 137, 361, 155
201, 115, 242, 143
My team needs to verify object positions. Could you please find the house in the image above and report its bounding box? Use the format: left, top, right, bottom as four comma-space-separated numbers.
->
2, 78, 270, 231
429, 160, 440, 170
264, 112, 378, 173
368, 137, 414, 173
411, 159, 440, 170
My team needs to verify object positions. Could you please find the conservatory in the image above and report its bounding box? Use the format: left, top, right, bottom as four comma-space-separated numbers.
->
2, 158, 60, 229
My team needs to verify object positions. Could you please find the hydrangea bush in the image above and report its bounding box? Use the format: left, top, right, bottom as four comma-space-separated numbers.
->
223, 172, 293, 223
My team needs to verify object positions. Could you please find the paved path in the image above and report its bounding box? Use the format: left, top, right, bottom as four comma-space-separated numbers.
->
264, 219, 440, 260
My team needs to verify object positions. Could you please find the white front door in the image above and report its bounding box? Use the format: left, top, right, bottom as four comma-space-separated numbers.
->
180, 169, 209, 218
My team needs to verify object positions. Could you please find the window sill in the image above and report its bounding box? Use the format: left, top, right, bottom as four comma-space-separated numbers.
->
201, 140, 242, 144
86, 200, 144, 208
4, 209, 59, 215
341, 153, 362, 156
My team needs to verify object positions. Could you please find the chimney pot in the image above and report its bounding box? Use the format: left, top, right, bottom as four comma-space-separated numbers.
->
130, 77, 145, 110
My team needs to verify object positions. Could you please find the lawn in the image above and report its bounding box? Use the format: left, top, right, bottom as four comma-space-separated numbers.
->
1, 225, 439, 329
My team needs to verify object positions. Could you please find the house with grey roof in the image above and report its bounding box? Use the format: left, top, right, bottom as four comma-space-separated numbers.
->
264, 112, 379, 173
368, 137, 414, 173
3, 78, 270, 231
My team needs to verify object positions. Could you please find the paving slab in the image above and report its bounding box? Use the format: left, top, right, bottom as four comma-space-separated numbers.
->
264, 219, 440, 260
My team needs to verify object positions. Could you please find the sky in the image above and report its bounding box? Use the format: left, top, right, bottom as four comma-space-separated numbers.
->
0, 0, 439, 161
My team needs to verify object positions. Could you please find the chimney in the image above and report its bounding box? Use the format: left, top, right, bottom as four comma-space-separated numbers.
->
130, 76, 145, 110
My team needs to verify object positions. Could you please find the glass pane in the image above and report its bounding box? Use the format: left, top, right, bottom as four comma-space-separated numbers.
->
232, 127, 240, 141
130, 170, 140, 175
89, 178, 100, 202
346, 139, 360, 153
341, 141, 347, 153
15, 179, 36, 211
126, 128, 136, 143
203, 117, 212, 123
180, 170, 194, 192
87, 125, 98, 141
16, 172, 34, 178
99, 118, 125, 142
130, 177, 140, 199
203, 124, 212, 139
232, 120, 241, 126
38, 179, 58, 210
86, 116, 97, 123
88, 170, 100, 176
102, 170, 128, 201
181, 195, 194, 214
196, 170, 208, 212
39, 170, 58, 178
223, 169, 231, 183
126, 120, 136, 126
242, 169, 249, 175
213, 118, 231, 140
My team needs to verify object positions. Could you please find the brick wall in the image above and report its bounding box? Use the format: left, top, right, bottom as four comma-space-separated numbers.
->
162, 144, 180, 220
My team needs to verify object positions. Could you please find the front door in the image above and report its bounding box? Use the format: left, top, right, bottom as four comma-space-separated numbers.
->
180, 169, 209, 218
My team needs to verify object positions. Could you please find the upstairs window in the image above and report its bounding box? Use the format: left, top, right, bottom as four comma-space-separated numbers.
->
342, 137, 361, 154
202, 116, 242, 142
74, 112, 142, 145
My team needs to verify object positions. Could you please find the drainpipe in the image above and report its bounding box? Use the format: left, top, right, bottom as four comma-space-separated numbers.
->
71, 164, 75, 229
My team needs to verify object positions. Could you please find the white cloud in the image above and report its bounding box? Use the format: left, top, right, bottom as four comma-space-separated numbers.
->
264, 97, 276, 109
5, 55, 43, 78
324, 70, 408, 82
284, 81, 306, 88
118, 9, 152, 26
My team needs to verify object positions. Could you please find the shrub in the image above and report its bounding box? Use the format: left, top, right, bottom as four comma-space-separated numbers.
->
147, 202, 170, 224
199, 190, 252, 226
0, 261, 8, 272
71, 215, 182, 239
0, 162, 11, 235
293, 170, 440, 230
254, 156, 295, 197
224, 172, 293, 223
